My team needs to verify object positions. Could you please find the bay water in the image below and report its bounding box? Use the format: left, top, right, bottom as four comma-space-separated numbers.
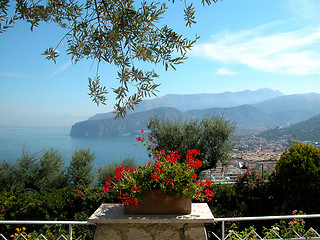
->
0, 126, 150, 168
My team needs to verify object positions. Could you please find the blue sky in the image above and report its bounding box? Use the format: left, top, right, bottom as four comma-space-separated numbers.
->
1, 0, 320, 127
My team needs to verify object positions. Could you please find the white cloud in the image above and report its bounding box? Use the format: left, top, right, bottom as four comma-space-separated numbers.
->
47, 61, 72, 78
216, 67, 236, 76
192, 22, 320, 76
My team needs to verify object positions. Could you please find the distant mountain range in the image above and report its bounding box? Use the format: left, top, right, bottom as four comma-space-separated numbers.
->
89, 88, 284, 120
258, 114, 320, 142
70, 89, 320, 137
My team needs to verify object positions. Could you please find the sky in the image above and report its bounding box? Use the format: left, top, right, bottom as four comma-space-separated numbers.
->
1, 0, 320, 127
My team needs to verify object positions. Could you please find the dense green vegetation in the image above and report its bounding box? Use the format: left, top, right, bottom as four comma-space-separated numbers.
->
0, 148, 138, 193
0, 148, 137, 238
269, 143, 320, 213
1, 142, 320, 239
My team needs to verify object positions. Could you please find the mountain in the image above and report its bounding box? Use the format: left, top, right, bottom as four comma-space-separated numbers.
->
70, 107, 186, 137
252, 93, 320, 126
138, 88, 284, 111
71, 91, 320, 137
185, 105, 273, 127
258, 114, 320, 142
89, 88, 284, 120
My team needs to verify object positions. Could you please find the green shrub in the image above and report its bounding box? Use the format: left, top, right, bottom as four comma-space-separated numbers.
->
270, 143, 320, 213
35, 148, 68, 192
0, 159, 15, 192
234, 170, 272, 216
68, 148, 95, 187
208, 183, 237, 217
13, 150, 39, 192
0, 186, 113, 237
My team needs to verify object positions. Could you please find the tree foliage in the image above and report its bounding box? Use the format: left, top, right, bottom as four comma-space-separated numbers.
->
13, 150, 39, 192
0, 147, 139, 192
35, 148, 68, 192
270, 143, 320, 213
0, 0, 218, 118
147, 115, 236, 172
0, 159, 16, 192
68, 148, 95, 187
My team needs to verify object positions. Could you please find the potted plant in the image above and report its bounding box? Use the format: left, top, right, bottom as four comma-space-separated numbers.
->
103, 131, 214, 214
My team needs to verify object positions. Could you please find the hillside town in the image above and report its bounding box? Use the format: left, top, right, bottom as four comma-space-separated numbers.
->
230, 133, 320, 171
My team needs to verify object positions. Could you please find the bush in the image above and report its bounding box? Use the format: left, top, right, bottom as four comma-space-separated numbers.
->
68, 148, 95, 187
234, 170, 272, 216
13, 150, 39, 192
35, 148, 68, 192
0, 186, 113, 238
0, 159, 15, 192
0, 148, 98, 192
208, 183, 237, 217
147, 115, 236, 173
270, 143, 320, 213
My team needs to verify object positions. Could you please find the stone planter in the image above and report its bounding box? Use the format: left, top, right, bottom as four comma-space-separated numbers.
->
89, 203, 214, 240
124, 190, 192, 214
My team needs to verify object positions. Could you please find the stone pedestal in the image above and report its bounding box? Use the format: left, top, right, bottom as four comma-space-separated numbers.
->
89, 203, 214, 240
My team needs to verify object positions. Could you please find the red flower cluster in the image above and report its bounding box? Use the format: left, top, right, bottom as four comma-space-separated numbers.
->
114, 165, 134, 180
165, 150, 180, 163
136, 136, 145, 142
151, 172, 160, 180
132, 185, 141, 192
166, 178, 175, 189
193, 173, 197, 181
103, 181, 112, 192
204, 189, 215, 201
200, 179, 212, 187
117, 193, 138, 206
185, 149, 202, 168
103, 175, 113, 192
186, 149, 200, 159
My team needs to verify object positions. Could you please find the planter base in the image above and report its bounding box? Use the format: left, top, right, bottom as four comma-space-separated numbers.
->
124, 190, 191, 214
88, 203, 215, 240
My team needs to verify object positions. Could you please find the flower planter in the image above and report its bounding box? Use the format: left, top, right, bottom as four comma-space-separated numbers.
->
124, 190, 192, 214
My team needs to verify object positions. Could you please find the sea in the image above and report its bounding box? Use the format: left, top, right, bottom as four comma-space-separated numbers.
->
0, 126, 150, 168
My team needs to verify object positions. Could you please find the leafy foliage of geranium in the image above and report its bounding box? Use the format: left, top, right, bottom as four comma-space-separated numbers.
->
103, 147, 214, 205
